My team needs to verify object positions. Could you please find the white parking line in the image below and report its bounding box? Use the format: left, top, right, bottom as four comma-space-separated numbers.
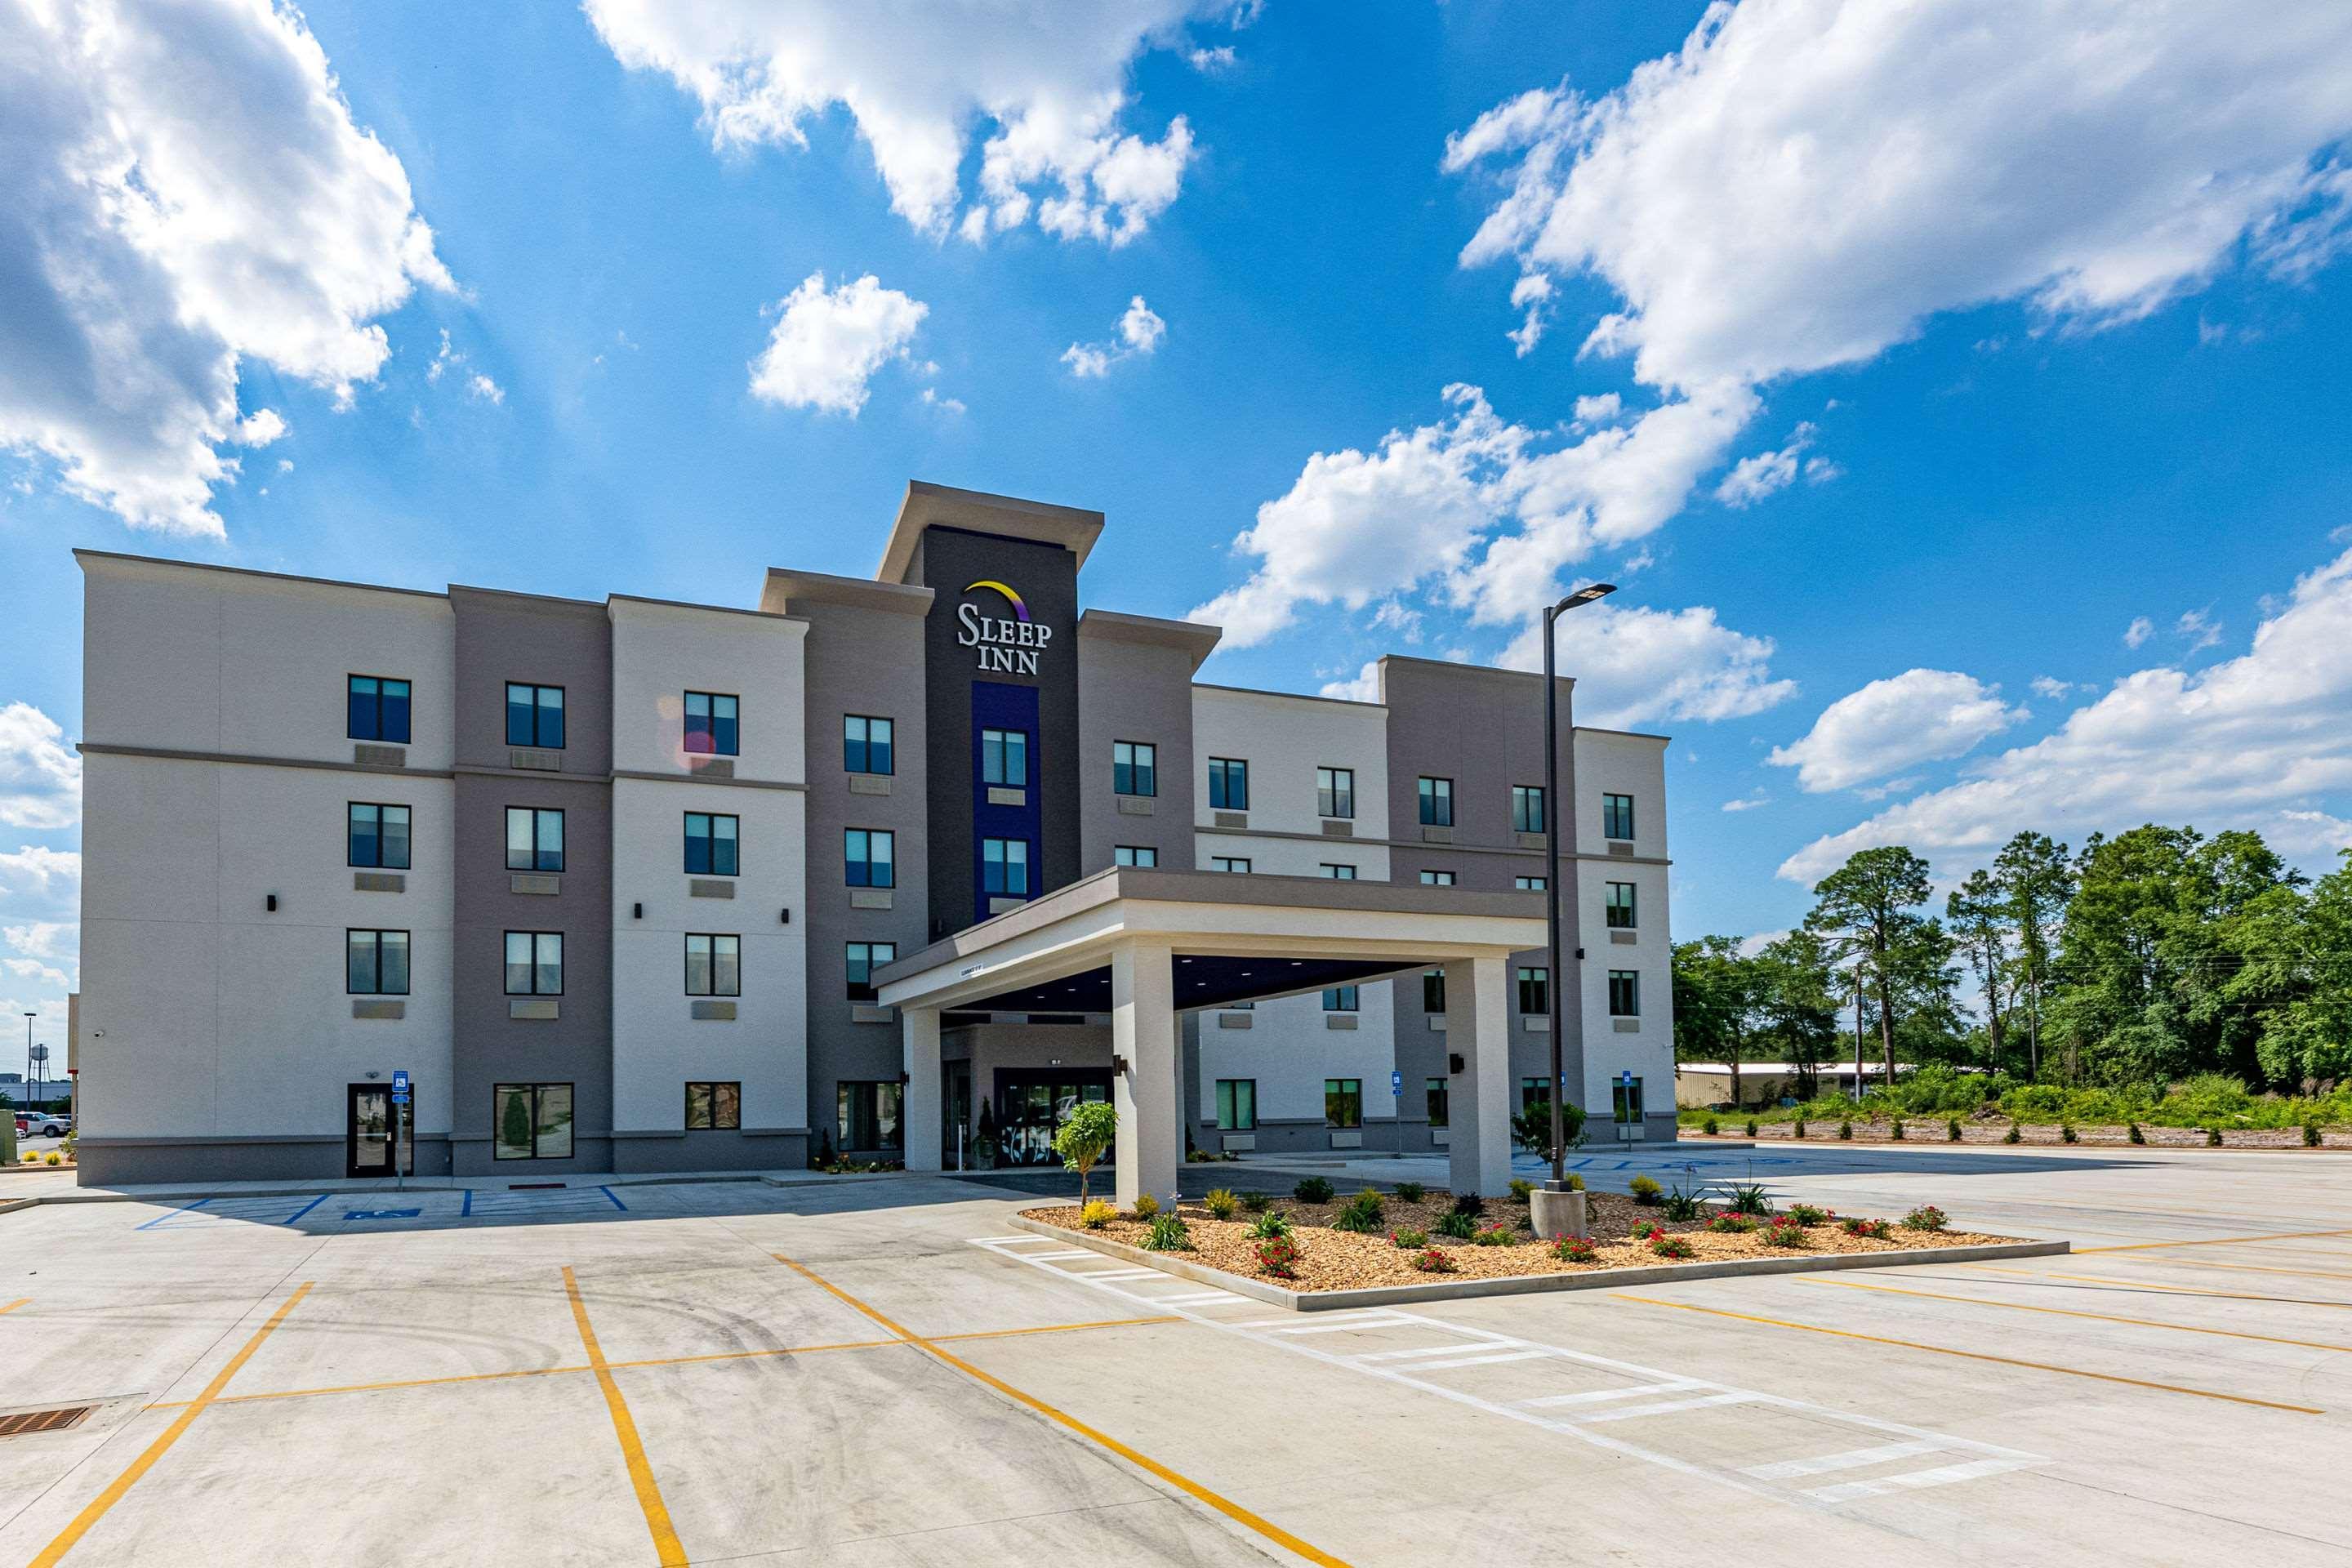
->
1807, 1457, 2034, 1503
1522, 1381, 1701, 1408
1744, 1441, 1941, 1481
1566, 1391, 1762, 1423
1412, 1349, 1556, 1371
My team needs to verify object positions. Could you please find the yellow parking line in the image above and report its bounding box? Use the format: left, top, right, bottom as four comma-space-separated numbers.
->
29, 1282, 312, 1568
1796, 1276, 2352, 1352
2076, 1227, 2352, 1254
563, 1267, 686, 1568
1614, 1293, 2322, 1414
2162, 1256, 2352, 1284
774, 1253, 1352, 1568
0, 1299, 27, 1316
1958, 1265, 2352, 1307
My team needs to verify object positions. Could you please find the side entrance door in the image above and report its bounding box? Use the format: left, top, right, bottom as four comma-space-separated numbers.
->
347, 1084, 394, 1177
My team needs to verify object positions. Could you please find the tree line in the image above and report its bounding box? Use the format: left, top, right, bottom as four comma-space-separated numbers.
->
1673, 826, 2352, 1106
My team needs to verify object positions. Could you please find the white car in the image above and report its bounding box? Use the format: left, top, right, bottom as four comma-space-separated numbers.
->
16, 1114, 69, 1138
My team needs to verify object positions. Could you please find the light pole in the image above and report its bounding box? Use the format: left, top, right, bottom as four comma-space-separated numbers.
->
20, 1013, 32, 1123
1544, 582, 1615, 1194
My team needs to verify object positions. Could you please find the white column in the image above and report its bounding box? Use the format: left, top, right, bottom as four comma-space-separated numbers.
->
1111, 942, 1178, 1209
1444, 955, 1513, 1197
902, 1006, 942, 1173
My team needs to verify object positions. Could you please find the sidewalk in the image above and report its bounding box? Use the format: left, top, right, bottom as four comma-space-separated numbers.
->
1, 1165, 904, 1210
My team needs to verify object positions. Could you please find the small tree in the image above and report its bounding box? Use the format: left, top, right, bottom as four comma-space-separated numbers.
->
1510, 1098, 1586, 1154
1054, 1102, 1119, 1204
500, 1088, 534, 1154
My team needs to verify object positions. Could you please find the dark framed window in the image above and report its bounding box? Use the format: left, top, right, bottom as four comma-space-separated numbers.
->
982, 837, 1031, 897
846, 829, 895, 888
846, 941, 898, 1002
838, 1080, 903, 1151
505, 931, 563, 996
346, 929, 410, 995
506, 807, 564, 872
845, 715, 894, 775
506, 684, 564, 749
1113, 741, 1156, 797
1316, 766, 1354, 819
1319, 863, 1356, 880
684, 692, 739, 755
1521, 1076, 1553, 1111
685, 933, 740, 997
1215, 1079, 1257, 1131
1426, 1078, 1450, 1128
1208, 757, 1249, 811
1606, 881, 1637, 929
347, 675, 411, 743
1516, 875, 1547, 892
1114, 845, 1157, 868
982, 728, 1028, 787
685, 1081, 741, 1130
684, 813, 739, 876
1323, 1078, 1362, 1130
1322, 985, 1359, 1012
493, 1083, 572, 1160
1422, 969, 1446, 1013
1609, 969, 1641, 1017
1419, 869, 1454, 887
1512, 785, 1546, 834
1613, 1076, 1646, 1125
1517, 965, 1550, 1016
1603, 792, 1636, 840
1210, 856, 1251, 874
348, 803, 411, 870
1418, 776, 1454, 826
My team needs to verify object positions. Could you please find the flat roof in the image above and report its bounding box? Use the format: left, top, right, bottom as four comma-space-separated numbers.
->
875, 480, 1104, 585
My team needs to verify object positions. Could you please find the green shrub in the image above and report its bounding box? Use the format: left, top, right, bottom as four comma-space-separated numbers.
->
1762, 1215, 1811, 1248
1450, 1192, 1486, 1217
1330, 1190, 1386, 1233
1254, 1234, 1300, 1278
1648, 1231, 1695, 1259
1079, 1199, 1116, 1230
1841, 1216, 1892, 1239
1472, 1223, 1518, 1247
1838, 1119, 1853, 1141
42, 1152, 59, 1167
1628, 1174, 1663, 1205
2127, 1121, 2145, 1144
1784, 1202, 1830, 1225
1294, 1175, 1336, 1205
1435, 1209, 1477, 1241
2003, 1124, 2022, 1144
1708, 1212, 1757, 1233
1203, 1188, 1239, 1221
1246, 1208, 1293, 1241
1792, 1119, 1806, 1140
1557, 1173, 1585, 1192
1724, 1181, 1772, 1215
1129, 1192, 1160, 1222
1902, 1204, 1949, 1232
1395, 1180, 1425, 1204
2207, 1127, 2224, 1147
1240, 1190, 1271, 1213
1508, 1178, 1534, 1202
2306, 1122, 2323, 1147
1392, 1227, 1429, 1249
1659, 1185, 1704, 1222
1947, 1118, 1962, 1142
1744, 1119, 1759, 1137
1142, 1211, 1192, 1251
1891, 1119, 1905, 1141
1553, 1234, 1599, 1263
1410, 1245, 1454, 1273
1702, 1116, 1719, 1135
2060, 1122, 2078, 1144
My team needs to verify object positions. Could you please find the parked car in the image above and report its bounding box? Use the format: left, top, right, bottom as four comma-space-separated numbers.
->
19, 1114, 69, 1138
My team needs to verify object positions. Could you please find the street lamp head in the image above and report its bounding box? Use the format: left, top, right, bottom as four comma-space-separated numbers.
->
1566, 581, 1617, 607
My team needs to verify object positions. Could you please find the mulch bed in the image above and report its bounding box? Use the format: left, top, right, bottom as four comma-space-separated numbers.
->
1689, 1120, 2344, 1149
1022, 1189, 2009, 1293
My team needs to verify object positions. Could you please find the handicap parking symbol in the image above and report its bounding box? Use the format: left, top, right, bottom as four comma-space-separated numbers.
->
345, 1208, 421, 1221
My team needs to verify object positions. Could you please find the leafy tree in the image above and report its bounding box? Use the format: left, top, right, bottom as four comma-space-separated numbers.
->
1805, 846, 1936, 1085
1946, 868, 2011, 1069
2250, 849, 2352, 1085
1994, 831, 2072, 1077
1511, 1098, 1587, 1153
1054, 1101, 1118, 1204
1752, 930, 1842, 1100
1673, 935, 1764, 1107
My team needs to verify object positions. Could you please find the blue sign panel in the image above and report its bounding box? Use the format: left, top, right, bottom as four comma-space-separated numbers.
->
1391, 1071, 1403, 1094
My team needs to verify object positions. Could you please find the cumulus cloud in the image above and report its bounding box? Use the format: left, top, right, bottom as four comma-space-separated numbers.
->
1062, 295, 1166, 377
1504, 599, 1795, 729
1714, 422, 1831, 507
2029, 676, 2078, 699
2175, 607, 2223, 651
1779, 547, 2352, 882
2123, 615, 2155, 648
1766, 670, 2028, 794
1318, 662, 1383, 703
0, 705, 81, 831
0, 0, 451, 535
2, 922, 74, 961
584, 0, 1218, 244
748, 272, 928, 415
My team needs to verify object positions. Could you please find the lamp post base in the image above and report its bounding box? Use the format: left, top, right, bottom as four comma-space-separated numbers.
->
1530, 1187, 1588, 1241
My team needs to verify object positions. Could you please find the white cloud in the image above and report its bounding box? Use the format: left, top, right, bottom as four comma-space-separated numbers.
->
0, 848, 78, 910
1370, 599, 1423, 644
2123, 616, 2155, 648
1318, 662, 1383, 703
1780, 546, 2352, 882
1508, 272, 1555, 355
1766, 670, 2027, 794
919, 387, 965, 416
1722, 794, 1769, 813
1571, 393, 1622, 427
1713, 423, 1823, 508
2176, 607, 2222, 651
0, 0, 451, 536
2, 957, 69, 990
748, 272, 928, 416
1062, 296, 1165, 377
0, 706, 80, 831
427, 330, 459, 383
2029, 676, 2078, 699
466, 373, 505, 407
584, 0, 1214, 244
1187, 45, 1236, 73
2, 923, 73, 961
1499, 599, 1796, 730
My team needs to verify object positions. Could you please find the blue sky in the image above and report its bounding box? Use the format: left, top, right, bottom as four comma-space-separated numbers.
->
7, 0, 2352, 1046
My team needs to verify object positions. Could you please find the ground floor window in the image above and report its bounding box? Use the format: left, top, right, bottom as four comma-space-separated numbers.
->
685, 1081, 741, 1130
494, 1083, 573, 1160
839, 1080, 903, 1151
1520, 1076, 1555, 1111
1613, 1077, 1646, 1126
1426, 1078, 1449, 1128
1215, 1078, 1257, 1131
1324, 1078, 1362, 1129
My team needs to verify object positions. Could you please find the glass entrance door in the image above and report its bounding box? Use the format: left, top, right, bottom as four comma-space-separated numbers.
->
347, 1084, 393, 1177
994, 1071, 1111, 1167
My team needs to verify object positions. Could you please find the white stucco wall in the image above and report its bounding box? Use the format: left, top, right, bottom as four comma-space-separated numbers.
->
608, 597, 808, 782
1190, 687, 1391, 855
1572, 728, 1673, 1124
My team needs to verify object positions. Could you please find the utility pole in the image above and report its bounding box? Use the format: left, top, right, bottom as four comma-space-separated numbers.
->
1851, 967, 1866, 1102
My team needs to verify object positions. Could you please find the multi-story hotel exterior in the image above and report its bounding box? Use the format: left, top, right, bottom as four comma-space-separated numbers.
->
72, 483, 1674, 1190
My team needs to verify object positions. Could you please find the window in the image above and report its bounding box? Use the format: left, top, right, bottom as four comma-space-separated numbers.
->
1114, 845, 1158, 868
684, 813, 739, 876
1419, 869, 1454, 887
1609, 969, 1642, 1017
1319, 863, 1356, 879
1613, 1076, 1646, 1126
506, 807, 564, 872
844, 715, 894, 775
505, 931, 563, 996
1208, 757, 1250, 811
506, 684, 564, 749
1323, 1078, 1362, 1129
684, 933, 740, 997
1422, 969, 1446, 1013
982, 728, 1028, 787
1210, 856, 1252, 874
685, 1081, 741, 1130
845, 941, 898, 1002
838, 1080, 903, 1150
1215, 1079, 1257, 1131
1418, 776, 1454, 826
1521, 1076, 1555, 1111
684, 692, 739, 756
1316, 766, 1355, 819
1425, 1078, 1450, 1128
1113, 741, 1156, 797
347, 675, 411, 743
1322, 985, 1359, 1012
1517, 965, 1550, 1016
1516, 875, 1547, 893
1606, 881, 1637, 929
1512, 785, 1547, 834
347, 804, 411, 870
1603, 792, 1636, 840
845, 829, 895, 888
982, 837, 1031, 897
346, 929, 411, 995
494, 1083, 572, 1160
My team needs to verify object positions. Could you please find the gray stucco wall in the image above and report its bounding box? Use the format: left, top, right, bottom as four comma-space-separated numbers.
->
1076, 630, 1200, 875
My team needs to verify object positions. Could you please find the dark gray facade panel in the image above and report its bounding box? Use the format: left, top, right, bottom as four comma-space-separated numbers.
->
611, 1132, 805, 1174
1077, 633, 1198, 875
78, 1137, 453, 1185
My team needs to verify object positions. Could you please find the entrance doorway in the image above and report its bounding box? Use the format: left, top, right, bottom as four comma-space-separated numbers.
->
993, 1070, 1112, 1168
345, 1082, 412, 1177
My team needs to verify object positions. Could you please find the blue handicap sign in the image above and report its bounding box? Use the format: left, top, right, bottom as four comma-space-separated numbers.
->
345, 1208, 421, 1221
1391, 1071, 1403, 1094
392, 1069, 410, 1093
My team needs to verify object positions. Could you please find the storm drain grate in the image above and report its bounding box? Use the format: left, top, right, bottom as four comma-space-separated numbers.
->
0, 1406, 93, 1437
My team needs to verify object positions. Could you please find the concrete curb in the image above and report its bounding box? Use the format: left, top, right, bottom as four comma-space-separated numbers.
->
1004, 1214, 2069, 1312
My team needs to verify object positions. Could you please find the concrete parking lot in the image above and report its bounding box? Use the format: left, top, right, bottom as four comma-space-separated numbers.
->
0, 1144, 2344, 1566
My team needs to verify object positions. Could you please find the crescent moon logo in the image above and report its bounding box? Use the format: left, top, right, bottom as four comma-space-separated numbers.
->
964, 580, 1029, 622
